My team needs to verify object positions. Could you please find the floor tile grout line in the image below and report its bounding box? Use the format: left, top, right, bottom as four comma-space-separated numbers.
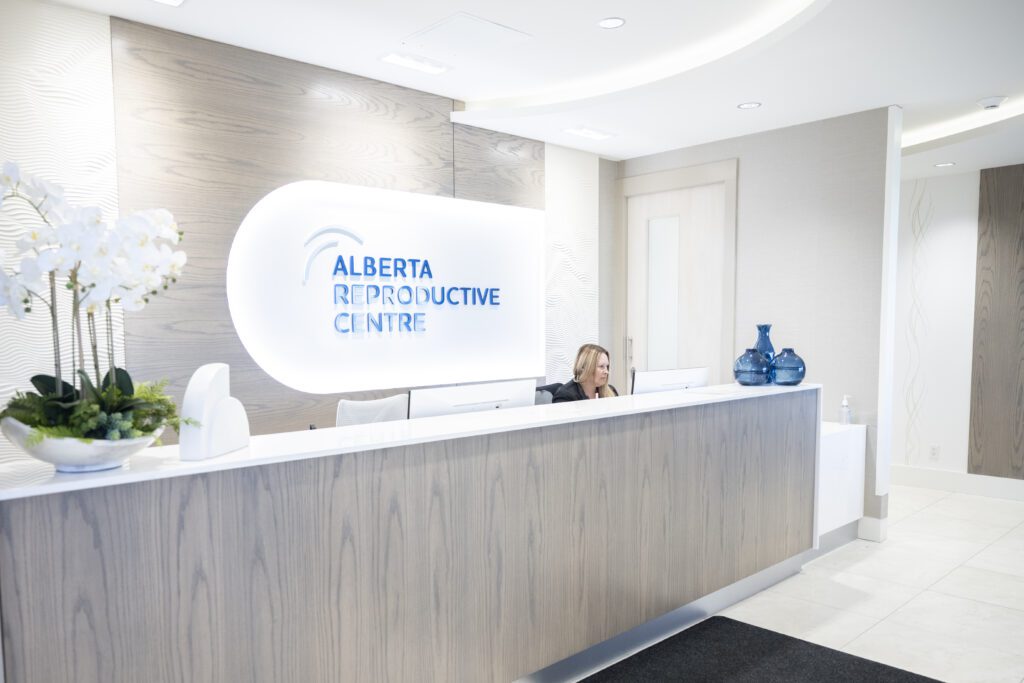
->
731, 586, 889, 633
778, 563, 929, 615
887, 493, 950, 529
925, 580, 1024, 617
835, 613, 884, 651
807, 548, 960, 591
889, 508, 1023, 540
884, 590, 1024, 664
896, 498, 1024, 596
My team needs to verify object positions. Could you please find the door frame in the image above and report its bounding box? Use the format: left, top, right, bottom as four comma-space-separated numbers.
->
614, 159, 738, 390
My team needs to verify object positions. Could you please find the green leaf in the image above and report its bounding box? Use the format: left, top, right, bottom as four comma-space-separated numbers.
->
101, 367, 134, 397
30, 374, 77, 399
77, 370, 101, 403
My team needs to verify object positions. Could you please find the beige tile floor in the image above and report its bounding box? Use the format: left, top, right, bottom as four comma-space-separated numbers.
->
718, 485, 1024, 683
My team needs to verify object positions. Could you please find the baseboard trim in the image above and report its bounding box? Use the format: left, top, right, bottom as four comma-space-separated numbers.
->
857, 516, 887, 542
892, 465, 1024, 501
518, 522, 860, 683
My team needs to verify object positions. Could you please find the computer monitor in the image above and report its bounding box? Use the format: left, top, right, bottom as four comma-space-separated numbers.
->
631, 367, 710, 395
408, 378, 537, 419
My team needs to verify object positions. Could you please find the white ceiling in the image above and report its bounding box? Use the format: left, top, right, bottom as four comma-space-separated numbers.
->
54, 0, 1024, 176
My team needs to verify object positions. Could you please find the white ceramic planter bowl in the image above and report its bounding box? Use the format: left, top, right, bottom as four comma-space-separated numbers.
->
0, 417, 162, 473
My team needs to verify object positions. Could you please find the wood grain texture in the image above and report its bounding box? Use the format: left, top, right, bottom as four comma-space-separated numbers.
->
0, 390, 818, 682
454, 123, 545, 209
969, 164, 1024, 479
110, 20, 544, 441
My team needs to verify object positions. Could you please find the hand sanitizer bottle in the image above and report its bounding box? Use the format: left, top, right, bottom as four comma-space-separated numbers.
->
839, 395, 853, 425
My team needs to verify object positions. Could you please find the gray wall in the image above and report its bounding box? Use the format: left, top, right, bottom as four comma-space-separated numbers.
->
619, 108, 892, 515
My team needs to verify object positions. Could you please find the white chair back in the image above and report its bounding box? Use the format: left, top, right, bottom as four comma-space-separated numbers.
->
336, 394, 409, 427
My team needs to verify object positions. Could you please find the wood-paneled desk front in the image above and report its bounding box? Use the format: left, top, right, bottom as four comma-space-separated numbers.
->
0, 383, 819, 682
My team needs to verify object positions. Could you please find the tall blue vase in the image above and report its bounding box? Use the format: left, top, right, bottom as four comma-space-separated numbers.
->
755, 324, 775, 383
755, 324, 775, 362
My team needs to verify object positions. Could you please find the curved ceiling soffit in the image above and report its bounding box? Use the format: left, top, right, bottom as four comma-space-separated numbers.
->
455, 0, 832, 120
902, 99, 1024, 149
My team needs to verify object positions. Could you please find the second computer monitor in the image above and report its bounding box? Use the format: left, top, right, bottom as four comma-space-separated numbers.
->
631, 367, 710, 395
408, 378, 537, 420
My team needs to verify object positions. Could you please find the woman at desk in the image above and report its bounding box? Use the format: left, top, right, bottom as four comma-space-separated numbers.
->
553, 343, 619, 402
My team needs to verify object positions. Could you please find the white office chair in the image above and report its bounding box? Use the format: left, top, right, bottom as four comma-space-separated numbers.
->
335, 394, 409, 427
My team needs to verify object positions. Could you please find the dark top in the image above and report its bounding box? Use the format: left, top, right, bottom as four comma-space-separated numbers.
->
552, 380, 619, 403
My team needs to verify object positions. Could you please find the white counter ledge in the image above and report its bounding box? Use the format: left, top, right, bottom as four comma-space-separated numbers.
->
0, 382, 819, 501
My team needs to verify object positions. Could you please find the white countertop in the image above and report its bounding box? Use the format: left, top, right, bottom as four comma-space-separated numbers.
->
0, 382, 819, 501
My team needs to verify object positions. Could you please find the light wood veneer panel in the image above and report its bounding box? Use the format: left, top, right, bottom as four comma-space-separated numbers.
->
110, 20, 544, 441
453, 123, 545, 209
969, 164, 1024, 479
0, 391, 817, 682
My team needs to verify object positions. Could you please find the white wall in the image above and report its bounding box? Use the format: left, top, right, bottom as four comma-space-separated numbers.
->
621, 109, 890, 426
894, 172, 979, 471
0, 0, 122, 464
544, 144, 600, 384
620, 108, 893, 517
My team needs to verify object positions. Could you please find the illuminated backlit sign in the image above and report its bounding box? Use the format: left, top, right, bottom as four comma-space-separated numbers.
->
226, 181, 544, 394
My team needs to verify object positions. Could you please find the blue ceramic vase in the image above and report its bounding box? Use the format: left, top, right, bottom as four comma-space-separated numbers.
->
733, 349, 771, 386
772, 348, 806, 385
755, 323, 775, 382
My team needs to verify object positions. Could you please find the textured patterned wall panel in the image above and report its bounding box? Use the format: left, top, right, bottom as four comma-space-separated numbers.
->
111, 20, 548, 439
0, 0, 124, 464
893, 173, 978, 472
543, 145, 599, 384
969, 164, 1024, 479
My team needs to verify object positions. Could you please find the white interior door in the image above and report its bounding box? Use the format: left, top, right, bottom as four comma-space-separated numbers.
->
626, 183, 729, 383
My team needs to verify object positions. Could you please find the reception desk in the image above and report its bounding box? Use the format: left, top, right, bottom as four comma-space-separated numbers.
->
0, 383, 819, 682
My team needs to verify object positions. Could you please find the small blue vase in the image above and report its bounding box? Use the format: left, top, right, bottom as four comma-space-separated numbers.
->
772, 348, 806, 385
733, 349, 771, 386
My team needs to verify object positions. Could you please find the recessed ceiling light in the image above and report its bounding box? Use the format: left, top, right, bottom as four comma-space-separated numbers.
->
598, 17, 626, 29
564, 126, 614, 141
381, 53, 449, 75
976, 96, 1008, 110
934, 162, 956, 168
737, 102, 762, 110
151, 0, 185, 6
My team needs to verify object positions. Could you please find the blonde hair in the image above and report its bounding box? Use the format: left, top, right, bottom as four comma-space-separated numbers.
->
572, 343, 614, 398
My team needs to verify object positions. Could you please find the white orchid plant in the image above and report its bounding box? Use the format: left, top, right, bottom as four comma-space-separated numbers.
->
0, 161, 189, 442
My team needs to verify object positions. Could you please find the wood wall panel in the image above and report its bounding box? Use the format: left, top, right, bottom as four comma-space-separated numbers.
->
454, 123, 545, 209
0, 390, 818, 682
110, 20, 545, 441
969, 163, 1024, 479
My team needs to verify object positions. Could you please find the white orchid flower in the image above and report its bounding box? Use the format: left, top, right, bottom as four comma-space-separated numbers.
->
35, 246, 70, 275
0, 162, 20, 190
0, 270, 31, 320
0, 268, 11, 307
24, 175, 68, 221
136, 208, 177, 239
60, 205, 104, 230
17, 256, 44, 289
54, 221, 101, 266
1, 161, 186, 362
16, 224, 57, 252
170, 249, 187, 275
119, 285, 149, 312
81, 278, 119, 312
77, 251, 115, 289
